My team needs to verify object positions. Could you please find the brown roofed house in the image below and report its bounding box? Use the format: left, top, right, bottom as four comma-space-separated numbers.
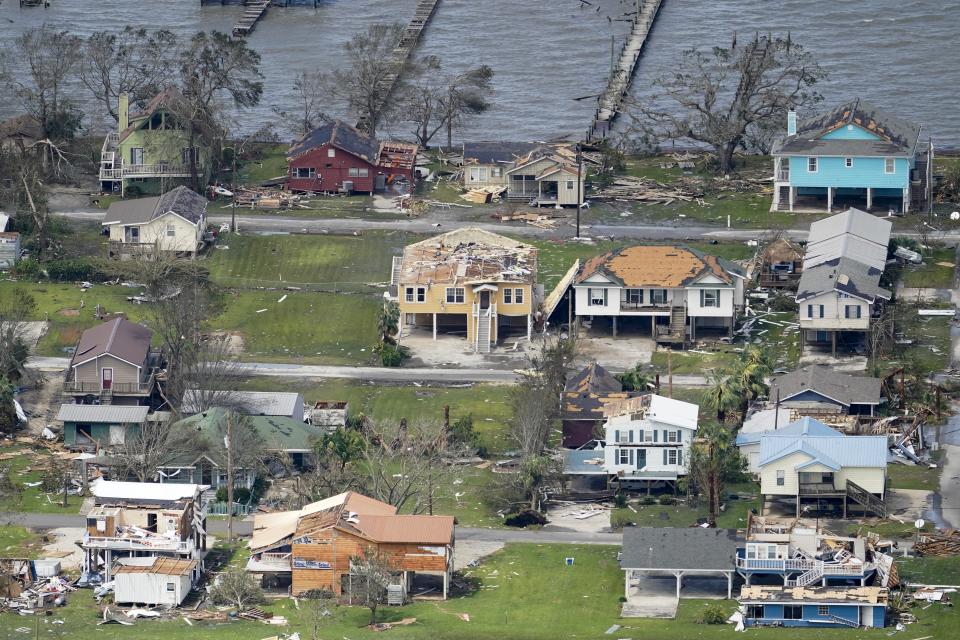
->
247, 491, 455, 598
573, 245, 746, 344
562, 362, 645, 448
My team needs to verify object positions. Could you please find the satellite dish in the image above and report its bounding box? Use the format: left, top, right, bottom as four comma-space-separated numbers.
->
951, 211, 960, 221
915, 519, 925, 530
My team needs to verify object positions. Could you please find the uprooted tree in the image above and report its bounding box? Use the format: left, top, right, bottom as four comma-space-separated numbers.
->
625, 33, 826, 174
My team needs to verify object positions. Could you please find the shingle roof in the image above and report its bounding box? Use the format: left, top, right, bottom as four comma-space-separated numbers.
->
118, 86, 183, 143
70, 318, 152, 368
104, 185, 206, 226
773, 98, 921, 157
462, 141, 543, 164
576, 245, 742, 288
0, 114, 42, 141
796, 256, 890, 303
620, 527, 741, 571
770, 366, 882, 407
56, 404, 149, 424
288, 119, 378, 162
561, 363, 642, 422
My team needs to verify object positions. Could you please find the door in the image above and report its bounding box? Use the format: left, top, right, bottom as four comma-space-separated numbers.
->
101, 367, 113, 390
146, 513, 157, 533
130, 147, 144, 166
635, 449, 646, 470
480, 291, 490, 310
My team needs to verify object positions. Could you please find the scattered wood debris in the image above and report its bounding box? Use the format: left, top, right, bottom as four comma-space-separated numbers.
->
592, 175, 702, 203
461, 186, 507, 204
915, 530, 960, 556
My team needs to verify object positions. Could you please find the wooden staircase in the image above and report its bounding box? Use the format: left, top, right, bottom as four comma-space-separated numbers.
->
846, 480, 886, 517
785, 563, 823, 587
476, 312, 491, 354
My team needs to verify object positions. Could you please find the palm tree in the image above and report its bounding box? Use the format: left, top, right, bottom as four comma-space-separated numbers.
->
702, 369, 737, 423
618, 363, 653, 392
689, 421, 745, 527
733, 347, 774, 425
377, 300, 400, 345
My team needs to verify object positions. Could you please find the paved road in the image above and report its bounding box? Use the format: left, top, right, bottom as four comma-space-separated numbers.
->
0, 511, 619, 545
25, 356, 710, 386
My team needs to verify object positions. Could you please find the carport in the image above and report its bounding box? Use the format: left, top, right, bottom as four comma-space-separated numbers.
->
620, 527, 742, 602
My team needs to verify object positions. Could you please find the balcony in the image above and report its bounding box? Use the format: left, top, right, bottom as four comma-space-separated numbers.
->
776, 169, 790, 182
100, 162, 198, 181
620, 301, 670, 311
736, 555, 873, 577
63, 371, 156, 396
82, 534, 193, 553
798, 482, 844, 496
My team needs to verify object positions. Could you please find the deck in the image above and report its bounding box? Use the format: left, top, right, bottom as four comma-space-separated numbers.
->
355, 0, 442, 132
588, 0, 663, 141
233, 0, 270, 37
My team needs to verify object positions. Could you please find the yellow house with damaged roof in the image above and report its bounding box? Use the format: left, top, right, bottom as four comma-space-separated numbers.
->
389, 228, 539, 353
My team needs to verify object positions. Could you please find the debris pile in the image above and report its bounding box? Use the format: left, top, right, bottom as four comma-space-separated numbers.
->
593, 175, 703, 204
0, 565, 76, 615
915, 530, 960, 556
461, 186, 506, 204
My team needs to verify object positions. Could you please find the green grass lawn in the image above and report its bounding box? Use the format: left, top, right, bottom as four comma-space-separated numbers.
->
237, 377, 514, 454
207, 231, 415, 289
0, 446, 84, 514
887, 450, 945, 491
898, 555, 960, 584
899, 246, 956, 289
2, 542, 943, 640
235, 143, 288, 184
876, 302, 952, 379
612, 481, 760, 530
212, 290, 380, 364
0, 525, 44, 558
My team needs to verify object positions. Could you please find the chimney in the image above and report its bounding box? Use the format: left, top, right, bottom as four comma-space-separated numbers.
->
118, 92, 129, 135
787, 110, 797, 136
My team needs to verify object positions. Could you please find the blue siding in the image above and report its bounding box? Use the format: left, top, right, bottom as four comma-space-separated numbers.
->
788, 156, 909, 189
820, 125, 882, 141
745, 603, 884, 628
872, 606, 885, 627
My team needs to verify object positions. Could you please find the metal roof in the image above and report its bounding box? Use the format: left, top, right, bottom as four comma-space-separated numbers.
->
56, 404, 149, 424
758, 430, 887, 469
805, 209, 892, 266
620, 527, 741, 571
796, 257, 890, 303
182, 390, 303, 417
90, 478, 205, 502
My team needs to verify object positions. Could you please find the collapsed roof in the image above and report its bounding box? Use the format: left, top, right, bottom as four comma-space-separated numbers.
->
576, 245, 744, 288
397, 227, 537, 286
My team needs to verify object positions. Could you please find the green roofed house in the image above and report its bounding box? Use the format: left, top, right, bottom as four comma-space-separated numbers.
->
160, 408, 324, 489
57, 404, 170, 450
99, 88, 210, 197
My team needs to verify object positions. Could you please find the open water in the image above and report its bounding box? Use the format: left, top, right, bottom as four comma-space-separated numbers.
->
0, 0, 957, 144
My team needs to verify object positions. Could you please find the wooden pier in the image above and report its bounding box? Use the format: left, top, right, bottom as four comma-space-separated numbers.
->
356, 0, 442, 132
587, 0, 663, 142
232, 0, 270, 37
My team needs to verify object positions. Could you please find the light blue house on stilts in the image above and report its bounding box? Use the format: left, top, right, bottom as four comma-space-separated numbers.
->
771, 99, 933, 214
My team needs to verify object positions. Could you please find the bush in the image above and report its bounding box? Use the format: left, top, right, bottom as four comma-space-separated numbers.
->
610, 510, 635, 530
639, 496, 657, 506
45, 258, 114, 283
215, 486, 252, 504
614, 492, 627, 509
376, 343, 407, 367
697, 603, 728, 625
11, 259, 41, 279
658, 495, 677, 505
504, 509, 547, 528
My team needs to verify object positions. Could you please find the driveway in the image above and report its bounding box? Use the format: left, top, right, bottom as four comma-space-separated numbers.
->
622, 574, 733, 618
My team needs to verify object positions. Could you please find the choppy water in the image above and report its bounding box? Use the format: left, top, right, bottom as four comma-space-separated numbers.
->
0, 0, 957, 144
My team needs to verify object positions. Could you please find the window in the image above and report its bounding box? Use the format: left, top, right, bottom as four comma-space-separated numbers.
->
446, 287, 464, 304
807, 157, 818, 173
327, 148, 335, 158
296, 167, 316, 179
359, 168, 369, 177
618, 448, 630, 465
817, 605, 830, 616
405, 287, 426, 303
469, 167, 480, 181
514, 288, 524, 304
165, 224, 176, 237
588, 288, 607, 306
503, 288, 512, 304
640, 430, 656, 443
808, 304, 824, 318
746, 605, 764, 620
776, 469, 785, 486
348, 167, 359, 177
783, 605, 803, 620
666, 449, 679, 465
625, 289, 643, 305
885, 157, 895, 174
651, 289, 668, 304
845, 304, 862, 319
129, 227, 140, 240
130, 147, 144, 165
700, 289, 720, 308
166, 582, 176, 592
491, 167, 501, 178
845, 157, 853, 168
566, 180, 574, 190
666, 430, 679, 443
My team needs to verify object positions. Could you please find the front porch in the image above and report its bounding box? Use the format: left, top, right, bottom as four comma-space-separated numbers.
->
772, 184, 909, 214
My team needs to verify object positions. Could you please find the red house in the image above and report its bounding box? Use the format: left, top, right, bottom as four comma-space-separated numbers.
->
286, 120, 417, 194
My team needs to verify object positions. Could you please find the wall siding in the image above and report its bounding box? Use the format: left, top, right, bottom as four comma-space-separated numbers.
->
788, 155, 909, 189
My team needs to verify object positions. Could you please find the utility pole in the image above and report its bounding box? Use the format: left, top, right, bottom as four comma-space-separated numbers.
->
576, 143, 583, 238
231, 148, 237, 233
667, 349, 673, 398
226, 413, 234, 542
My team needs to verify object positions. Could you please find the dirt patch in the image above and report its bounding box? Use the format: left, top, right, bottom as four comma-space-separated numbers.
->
208, 331, 246, 355
57, 309, 80, 317
19, 375, 62, 436
41, 527, 85, 569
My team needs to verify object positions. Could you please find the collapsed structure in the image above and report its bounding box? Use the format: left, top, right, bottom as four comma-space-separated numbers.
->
461, 141, 585, 207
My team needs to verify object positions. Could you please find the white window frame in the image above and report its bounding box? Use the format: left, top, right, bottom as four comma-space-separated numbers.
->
405, 286, 426, 303
165, 223, 176, 237
416, 287, 426, 303
166, 582, 176, 592
701, 289, 720, 308
640, 431, 655, 443
358, 167, 369, 178
817, 605, 830, 616
514, 288, 524, 304
405, 287, 415, 303
845, 304, 861, 319
651, 289, 667, 305
844, 157, 853, 168
348, 167, 359, 177
296, 167, 316, 179
776, 469, 785, 486
445, 287, 464, 304
565, 180, 574, 190
618, 448, 629, 465
667, 449, 678, 465
327, 148, 336, 158
666, 430, 679, 443
503, 288, 512, 304
807, 157, 818, 173
885, 157, 895, 174
491, 167, 501, 178
588, 288, 607, 307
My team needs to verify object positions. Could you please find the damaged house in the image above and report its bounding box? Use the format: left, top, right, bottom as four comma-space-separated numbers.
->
81, 479, 207, 586
796, 208, 892, 356
756, 238, 804, 289
739, 585, 887, 628
561, 362, 644, 449
572, 245, 745, 342
389, 228, 540, 353
461, 142, 585, 207
247, 491, 454, 599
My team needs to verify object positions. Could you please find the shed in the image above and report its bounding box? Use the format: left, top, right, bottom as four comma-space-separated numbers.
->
114, 557, 197, 606
56, 403, 151, 448
620, 527, 741, 599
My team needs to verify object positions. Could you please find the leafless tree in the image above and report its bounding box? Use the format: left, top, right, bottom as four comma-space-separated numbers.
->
110, 417, 196, 482
80, 27, 180, 123
178, 336, 247, 414
281, 70, 333, 136
301, 589, 340, 640
402, 57, 494, 148
0, 288, 37, 383
210, 566, 265, 610
349, 549, 396, 625
329, 23, 407, 138
625, 33, 826, 174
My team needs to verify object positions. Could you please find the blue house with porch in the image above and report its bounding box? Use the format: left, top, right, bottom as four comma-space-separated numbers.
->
740, 585, 887, 628
771, 98, 932, 214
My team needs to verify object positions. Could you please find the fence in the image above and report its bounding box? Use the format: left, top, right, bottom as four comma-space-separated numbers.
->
207, 500, 255, 516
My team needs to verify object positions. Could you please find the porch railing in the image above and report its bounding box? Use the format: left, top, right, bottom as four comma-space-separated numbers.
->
63, 371, 155, 395
777, 169, 790, 181
83, 535, 193, 553
100, 162, 199, 180
798, 482, 843, 495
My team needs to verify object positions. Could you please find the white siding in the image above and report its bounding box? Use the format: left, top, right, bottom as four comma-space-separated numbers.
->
107, 211, 202, 253
115, 572, 191, 606
835, 467, 886, 496
798, 292, 871, 330
759, 451, 810, 496
602, 414, 695, 476
685, 286, 735, 318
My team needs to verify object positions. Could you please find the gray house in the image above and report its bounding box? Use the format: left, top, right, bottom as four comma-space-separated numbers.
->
769, 365, 883, 417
